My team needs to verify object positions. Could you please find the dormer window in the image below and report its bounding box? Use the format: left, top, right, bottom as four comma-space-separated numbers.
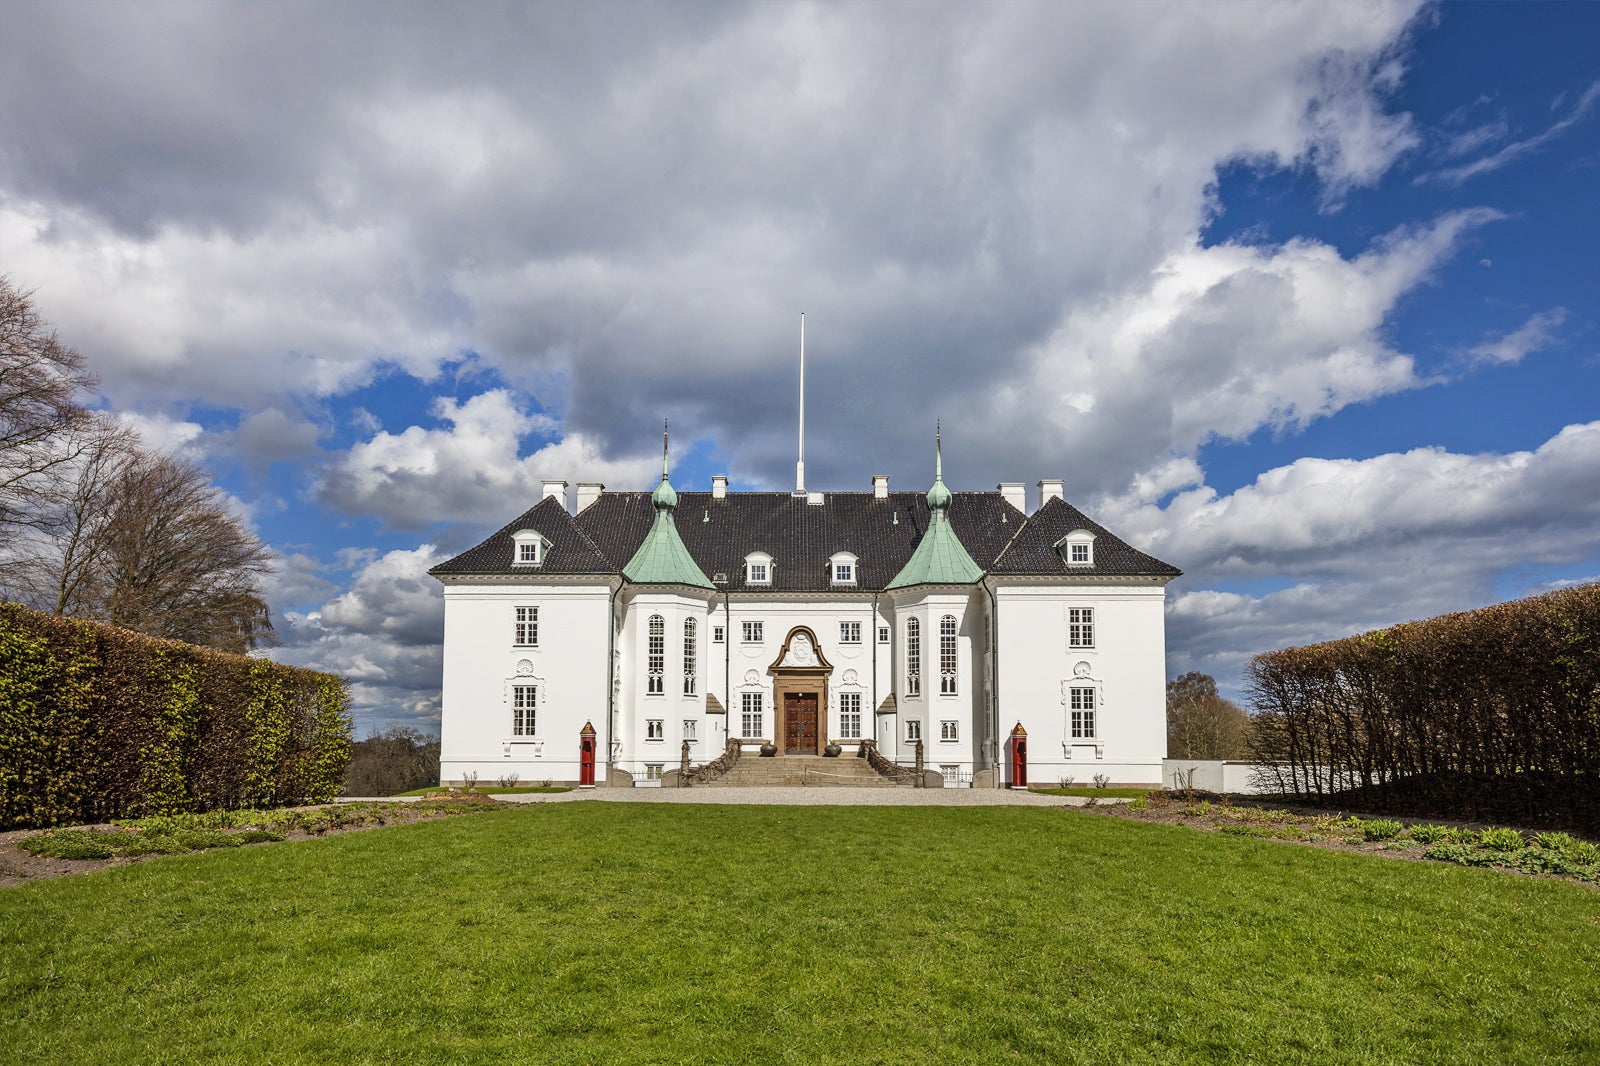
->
829, 551, 858, 586
511, 529, 546, 567
745, 552, 773, 586
1057, 530, 1095, 568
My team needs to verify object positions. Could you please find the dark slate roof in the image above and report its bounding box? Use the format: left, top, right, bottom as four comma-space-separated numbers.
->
989, 497, 1182, 577
427, 496, 614, 575
430, 490, 1179, 586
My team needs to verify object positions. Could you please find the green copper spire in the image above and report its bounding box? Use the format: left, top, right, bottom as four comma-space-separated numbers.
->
625, 421, 713, 589
887, 421, 983, 589
926, 418, 953, 511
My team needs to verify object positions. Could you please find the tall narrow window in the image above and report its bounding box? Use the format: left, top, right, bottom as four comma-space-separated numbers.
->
512, 684, 536, 736
905, 618, 921, 697
741, 692, 764, 738
647, 719, 664, 741
839, 692, 862, 739
683, 618, 698, 696
1070, 687, 1097, 738
878, 625, 890, 644
1068, 608, 1095, 649
514, 606, 538, 647
940, 615, 958, 695
713, 625, 725, 643
647, 614, 665, 695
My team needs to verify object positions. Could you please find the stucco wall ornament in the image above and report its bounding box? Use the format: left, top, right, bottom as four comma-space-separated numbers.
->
783, 633, 817, 667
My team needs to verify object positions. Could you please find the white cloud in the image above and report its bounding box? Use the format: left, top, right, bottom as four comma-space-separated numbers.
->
967, 210, 1499, 496
1464, 308, 1567, 367
269, 545, 447, 731
317, 388, 658, 529
1422, 80, 1600, 186
1098, 422, 1600, 693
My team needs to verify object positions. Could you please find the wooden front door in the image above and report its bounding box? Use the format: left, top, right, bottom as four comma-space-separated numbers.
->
784, 692, 819, 755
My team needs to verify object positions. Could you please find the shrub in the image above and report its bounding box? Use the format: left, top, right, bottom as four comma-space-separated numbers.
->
496, 772, 521, 789
1057, 776, 1075, 789
1360, 819, 1403, 841
1092, 774, 1111, 789
0, 602, 350, 829
1478, 827, 1527, 852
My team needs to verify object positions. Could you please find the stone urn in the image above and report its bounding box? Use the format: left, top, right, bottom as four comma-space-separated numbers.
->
823, 742, 842, 758
759, 742, 778, 758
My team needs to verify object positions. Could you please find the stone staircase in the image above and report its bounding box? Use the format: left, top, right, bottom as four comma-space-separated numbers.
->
700, 753, 903, 788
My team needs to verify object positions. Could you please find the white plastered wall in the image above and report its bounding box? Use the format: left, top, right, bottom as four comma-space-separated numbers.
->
439, 578, 616, 786
992, 579, 1169, 786
887, 587, 987, 778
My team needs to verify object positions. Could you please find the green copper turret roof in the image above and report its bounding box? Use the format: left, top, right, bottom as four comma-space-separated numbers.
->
886, 422, 984, 589
623, 424, 714, 589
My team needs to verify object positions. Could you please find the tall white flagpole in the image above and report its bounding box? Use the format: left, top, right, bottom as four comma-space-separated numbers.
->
796, 312, 806, 495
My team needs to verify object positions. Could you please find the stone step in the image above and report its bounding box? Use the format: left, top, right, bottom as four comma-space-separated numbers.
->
698, 754, 904, 788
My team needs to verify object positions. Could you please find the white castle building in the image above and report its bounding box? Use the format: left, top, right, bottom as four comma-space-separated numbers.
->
430, 426, 1181, 789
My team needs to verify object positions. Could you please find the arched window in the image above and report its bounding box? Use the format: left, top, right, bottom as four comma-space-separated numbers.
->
647, 615, 665, 695
940, 615, 958, 695
905, 618, 921, 697
683, 618, 698, 696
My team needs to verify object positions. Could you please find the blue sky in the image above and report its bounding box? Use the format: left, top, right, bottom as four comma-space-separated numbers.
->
2, 2, 1597, 732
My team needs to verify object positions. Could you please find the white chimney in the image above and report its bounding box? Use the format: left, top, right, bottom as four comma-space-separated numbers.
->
542, 480, 569, 510
576, 482, 604, 512
998, 483, 1025, 513
1037, 479, 1064, 507
873, 474, 889, 499
711, 475, 728, 499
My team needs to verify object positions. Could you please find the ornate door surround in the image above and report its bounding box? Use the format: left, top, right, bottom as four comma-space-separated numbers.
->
768, 626, 832, 757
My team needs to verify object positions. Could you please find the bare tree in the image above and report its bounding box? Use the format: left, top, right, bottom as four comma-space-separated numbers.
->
5, 415, 140, 615
0, 278, 96, 587
97, 452, 277, 653
1167, 672, 1254, 759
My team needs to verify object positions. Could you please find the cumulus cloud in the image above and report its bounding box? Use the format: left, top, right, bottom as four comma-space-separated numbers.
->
271, 546, 447, 730
1100, 422, 1600, 692
1, 1, 1429, 491
316, 389, 659, 529
967, 210, 1499, 497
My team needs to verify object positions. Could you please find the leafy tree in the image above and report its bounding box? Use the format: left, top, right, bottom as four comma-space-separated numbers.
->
1167, 671, 1254, 759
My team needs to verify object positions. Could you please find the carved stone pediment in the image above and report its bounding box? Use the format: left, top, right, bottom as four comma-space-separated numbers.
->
768, 626, 833, 673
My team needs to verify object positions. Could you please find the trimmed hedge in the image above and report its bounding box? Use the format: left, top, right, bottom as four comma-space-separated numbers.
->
1247, 583, 1600, 833
0, 602, 350, 829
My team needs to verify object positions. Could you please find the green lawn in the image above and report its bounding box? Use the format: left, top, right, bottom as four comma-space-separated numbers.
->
3, 804, 1597, 1065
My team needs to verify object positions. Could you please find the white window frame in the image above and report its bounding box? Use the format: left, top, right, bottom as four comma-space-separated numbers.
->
514, 606, 539, 647
829, 551, 858, 586
742, 620, 764, 644
712, 625, 725, 644
512, 684, 537, 737
647, 614, 665, 695
840, 621, 862, 645
683, 719, 698, 743
745, 552, 773, 586
511, 529, 545, 567
839, 691, 862, 740
939, 615, 958, 696
905, 618, 921, 697
1058, 529, 1095, 568
740, 692, 765, 739
1069, 686, 1097, 739
878, 625, 890, 644
905, 719, 922, 743
683, 618, 698, 696
645, 763, 664, 781
940, 719, 959, 742
1068, 607, 1095, 650
646, 718, 665, 742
